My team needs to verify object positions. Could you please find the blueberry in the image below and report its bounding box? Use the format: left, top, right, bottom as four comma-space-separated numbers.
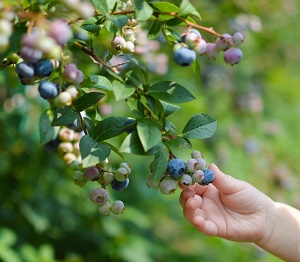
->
38, 80, 58, 99
167, 158, 186, 179
181, 29, 202, 42
111, 178, 129, 191
223, 48, 243, 65
123, 118, 136, 133
16, 62, 35, 79
34, 59, 54, 77
173, 47, 196, 66
202, 169, 215, 185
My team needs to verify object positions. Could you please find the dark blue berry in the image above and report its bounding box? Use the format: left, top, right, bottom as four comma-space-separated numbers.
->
173, 47, 196, 66
111, 178, 129, 191
16, 62, 35, 79
38, 80, 58, 99
167, 158, 186, 179
123, 118, 136, 134
202, 169, 215, 185
34, 59, 54, 77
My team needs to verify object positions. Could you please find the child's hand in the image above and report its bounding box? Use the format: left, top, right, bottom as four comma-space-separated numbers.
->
179, 163, 276, 243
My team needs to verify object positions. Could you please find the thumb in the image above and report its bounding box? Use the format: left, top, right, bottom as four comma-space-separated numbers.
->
209, 163, 247, 195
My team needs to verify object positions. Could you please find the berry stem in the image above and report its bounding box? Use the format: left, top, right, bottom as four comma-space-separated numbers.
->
73, 41, 119, 74
78, 112, 88, 136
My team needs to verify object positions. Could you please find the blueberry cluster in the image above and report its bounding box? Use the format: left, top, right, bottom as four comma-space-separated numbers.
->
173, 28, 244, 66
146, 150, 215, 195
70, 159, 131, 216
0, 6, 14, 52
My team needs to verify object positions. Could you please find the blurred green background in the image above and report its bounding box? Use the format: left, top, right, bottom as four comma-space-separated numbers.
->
1, 0, 300, 261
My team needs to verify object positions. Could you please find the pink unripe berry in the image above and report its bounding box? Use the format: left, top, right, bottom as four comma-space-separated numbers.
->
205, 43, 219, 60
111, 200, 125, 215
233, 32, 244, 46
215, 33, 232, 52
84, 166, 100, 181
194, 38, 207, 55
184, 32, 200, 49
19, 46, 42, 63
48, 20, 73, 46
159, 177, 177, 194
110, 36, 126, 52
89, 188, 109, 205
223, 48, 243, 65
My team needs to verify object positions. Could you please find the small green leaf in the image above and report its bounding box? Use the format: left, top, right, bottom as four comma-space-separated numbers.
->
192, 59, 201, 86
178, 0, 201, 18
112, 80, 136, 101
107, 15, 128, 29
126, 98, 144, 118
80, 17, 100, 34
73, 92, 105, 112
39, 110, 60, 144
152, 2, 179, 13
120, 132, 161, 155
52, 107, 78, 126
148, 81, 195, 103
137, 118, 162, 152
80, 135, 111, 168
93, 116, 127, 142
182, 113, 217, 139
148, 20, 162, 40
133, 0, 153, 21
163, 136, 192, 150
152, 146, 168, 180
90, 0, 108, 15
161, 101, 181, 117
90, 75, 112, 91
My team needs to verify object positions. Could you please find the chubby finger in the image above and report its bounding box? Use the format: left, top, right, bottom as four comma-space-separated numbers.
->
179, 186, 195, 208
193, 216, 219, 236
183, 195, 204, 224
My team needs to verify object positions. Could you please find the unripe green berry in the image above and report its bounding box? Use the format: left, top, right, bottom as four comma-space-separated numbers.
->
102, 171, 114, 185
119, 162, 131, 174
98, 202, 112, 216
192, 170, 204, 184
58, 142, 73, 155
159, 177, 178, 195
114, 167, 129, 182
146, 173, 160, 189
196, 157, 207, 170
59, 127, 75, 142
180, 174, 193, 186
111, 200, 125, 215
70, 160, 81, 171
54, 91, 72, 107
186, 158, 198, 174
63, 152, 77, 165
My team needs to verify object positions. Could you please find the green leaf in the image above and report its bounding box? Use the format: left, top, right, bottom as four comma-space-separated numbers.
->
72, 92, 105, 112
152, 2, 179, 13
192, 59, 201, 87
133, 0, 153, 21
120, 132, 161, 155
107, 15, 128, 29
148, 81, 195, 103
39, 110, 59, 144
80, 17, 100, 34
182, 113, 217, 139
152, 146, 168, 180
163, 136, 192, 150
178, 0, 201, 18
137, 118, 162, 152
161, 101, 181, 117
80, 135, 111, 168
83, 117, 95, 138
93, 116, 127, 142
148, 20, 162, 40
112, 80, 135, 101
121, 54, 148, 83
162, 28, 181, 43
126, 98, 144, 118
52, 107, 78, 126
90, 0, 108, 15
90, 75, 112, 91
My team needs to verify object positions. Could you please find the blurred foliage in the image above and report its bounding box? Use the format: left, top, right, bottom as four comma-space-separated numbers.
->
1, 0, 299, 261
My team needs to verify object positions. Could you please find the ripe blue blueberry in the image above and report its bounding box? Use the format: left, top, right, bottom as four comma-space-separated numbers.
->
38, 80, 58, 99
34, 59, 54, 77
173, 47, 196, 66
167, 158, 186, 179
123, 118, 136, 133
111, 178, 129, 191
16, 62, 35, 79
202, 169, 215, 185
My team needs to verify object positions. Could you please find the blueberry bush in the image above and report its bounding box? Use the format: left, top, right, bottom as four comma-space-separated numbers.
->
1, 0, 300, 261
